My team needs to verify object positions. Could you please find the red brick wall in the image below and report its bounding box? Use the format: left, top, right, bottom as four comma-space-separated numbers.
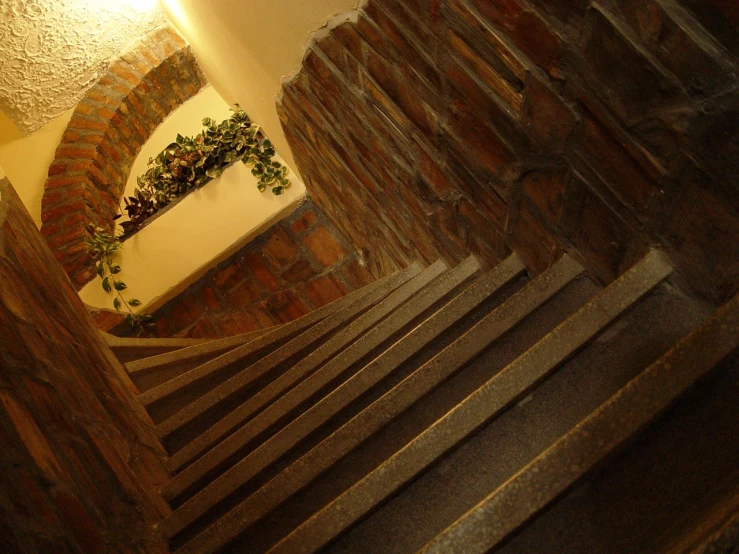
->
0, 177, 170, 552
278, 0, 739, 304
131, 199, 375, 339
41, 26, 208, 290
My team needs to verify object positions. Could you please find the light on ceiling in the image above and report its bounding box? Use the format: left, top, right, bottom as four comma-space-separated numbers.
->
125, 0, 159, 13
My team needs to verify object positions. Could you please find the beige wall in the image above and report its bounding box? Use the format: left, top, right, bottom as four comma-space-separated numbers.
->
79, 86, 306, 312
0, 108, 75, 227
159, 0, 359, 172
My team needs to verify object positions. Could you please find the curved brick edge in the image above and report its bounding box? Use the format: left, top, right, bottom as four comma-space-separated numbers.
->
40, 26, 208, 289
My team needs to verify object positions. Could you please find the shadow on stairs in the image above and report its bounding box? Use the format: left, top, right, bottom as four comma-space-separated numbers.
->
111, 250, 739, 554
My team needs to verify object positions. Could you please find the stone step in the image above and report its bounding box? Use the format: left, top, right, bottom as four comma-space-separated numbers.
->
126, 328, 276, 393
219, 258, 592, 554
321, 281, 712, 554
168, 261, 528, 550
154, 263, 422, 456
131, 271, 390, 397
423, 290, 739, 554
492, 366, 739, 554
158, 255, 495, 537
171, 254, 585, 554
264, 249, 672, 554
104, 333, 209, 364
164, 260, 444, 472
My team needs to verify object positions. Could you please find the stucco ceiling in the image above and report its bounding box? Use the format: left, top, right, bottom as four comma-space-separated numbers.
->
0, 0, 167, 135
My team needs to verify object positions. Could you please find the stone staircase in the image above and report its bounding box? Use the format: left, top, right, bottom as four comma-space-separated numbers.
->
117, 251, 739, 554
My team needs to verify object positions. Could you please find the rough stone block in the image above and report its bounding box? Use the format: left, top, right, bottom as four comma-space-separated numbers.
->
466, 0, 565, 77
577, 112, 661, 217
304, 274, 349, 307
620, 0, 735, 95
304, 226, 350, 267
581, 6, 686, 124
290, 209, 318, 234
262, 289, 311, 324
522, 75, 578, 150
520, 166, 568, 226
263, 226, 301, 269
213, 263, 244, 291
224, 278, 264, 309
281, 259, 318, 284
506, 198, 560, 274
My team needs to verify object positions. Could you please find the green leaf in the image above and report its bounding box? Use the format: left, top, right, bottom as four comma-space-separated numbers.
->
113, 297, 121, 311
96, 263, 104, 277
102, 277, 112, 293
113, 280, 127, 291
206, 167, 224, 179
129, 299, 142, 307
109, 265, 122, 275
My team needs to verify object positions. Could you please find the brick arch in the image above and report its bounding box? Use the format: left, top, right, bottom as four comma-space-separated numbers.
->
41, 26, 208, 289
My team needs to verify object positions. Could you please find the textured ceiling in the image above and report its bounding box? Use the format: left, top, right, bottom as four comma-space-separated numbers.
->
0, 0, 168, 135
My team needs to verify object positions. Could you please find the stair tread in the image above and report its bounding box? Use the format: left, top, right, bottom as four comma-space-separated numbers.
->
423, 288, 739, 554
157, 262, 424, 458
265, 250, 671, 554
159, 255, 493, 537
135, 270, 394, 402
126, 328, 274, 376
163, 259, 447, 485
324, 281, 713, 554
106, 333, 211, 366
172, 254, 584, 554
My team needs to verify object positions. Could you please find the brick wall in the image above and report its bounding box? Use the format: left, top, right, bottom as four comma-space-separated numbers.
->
0, 177, 169, 552
41, 26, 208, 290
278, 0, 739, 304
125, 199, 374, 339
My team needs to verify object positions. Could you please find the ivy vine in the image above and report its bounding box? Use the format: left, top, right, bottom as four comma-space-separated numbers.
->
120, 105, 290, 237
86, 227, 155, 336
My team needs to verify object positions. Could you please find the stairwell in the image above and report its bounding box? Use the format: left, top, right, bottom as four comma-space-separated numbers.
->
113, 250, 739, 554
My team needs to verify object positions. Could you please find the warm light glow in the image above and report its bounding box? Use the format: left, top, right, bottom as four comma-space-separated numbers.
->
125, 0, 159, 13
159, 0, 194, 38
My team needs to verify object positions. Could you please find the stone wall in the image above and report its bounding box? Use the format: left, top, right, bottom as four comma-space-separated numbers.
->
120, 199, 374, 339
41, 26, 208, 290
0, 177, 169, 552
278, 0, 739, 304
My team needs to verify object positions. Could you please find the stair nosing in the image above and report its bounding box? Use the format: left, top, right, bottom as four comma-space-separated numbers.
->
135, 273, 396, 402
126, 328, 274, 375
264, 250, 671, 554
164, 260, 442, 472
421, 281, 739, 554
155, 263, 423, 445
172, 254, 582, 554
159, 256, 485, 533
128, 268, 394, 378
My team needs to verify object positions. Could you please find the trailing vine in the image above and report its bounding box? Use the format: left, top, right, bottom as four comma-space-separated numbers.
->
120, 105, 290, 237
86, 227, 155, 336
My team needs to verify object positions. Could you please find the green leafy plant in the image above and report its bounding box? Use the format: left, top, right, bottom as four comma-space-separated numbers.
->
121, 105, 290, 236
86, 227, 155, 336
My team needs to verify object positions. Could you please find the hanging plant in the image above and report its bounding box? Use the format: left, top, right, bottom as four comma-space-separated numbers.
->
120, 105, 290, 237
86, 226, 155, 336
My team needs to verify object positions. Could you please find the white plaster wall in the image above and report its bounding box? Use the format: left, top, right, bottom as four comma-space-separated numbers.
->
0, 107, 74, 226
0, 0, 167, 134
159, 0, 359, 172
78, 86, 306, 312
